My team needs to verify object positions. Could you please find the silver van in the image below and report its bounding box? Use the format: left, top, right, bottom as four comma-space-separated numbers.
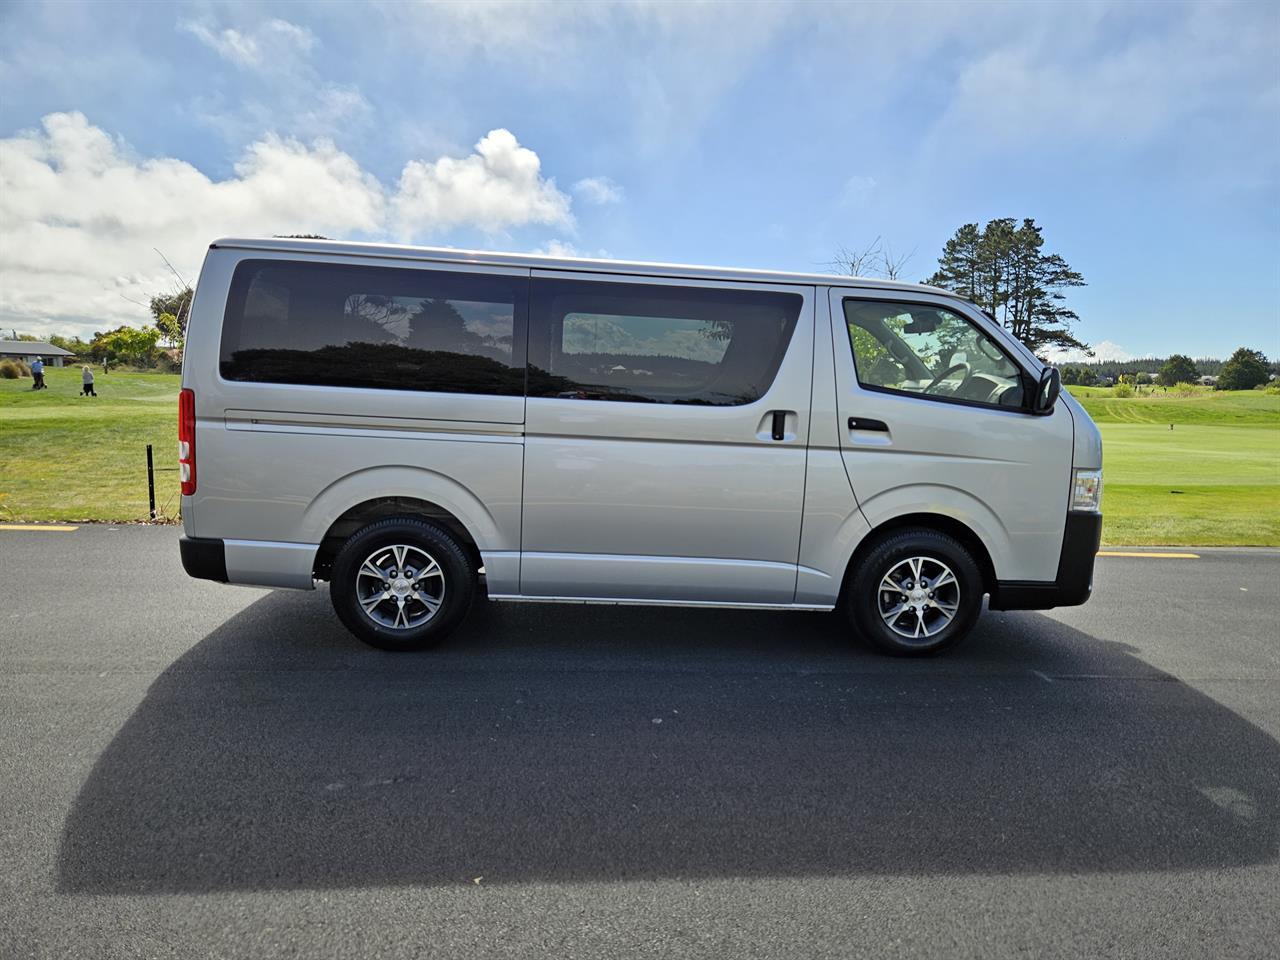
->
178, 238, 1103, 656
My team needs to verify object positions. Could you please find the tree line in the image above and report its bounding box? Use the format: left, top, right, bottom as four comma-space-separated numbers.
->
1056, 350, 1276, 390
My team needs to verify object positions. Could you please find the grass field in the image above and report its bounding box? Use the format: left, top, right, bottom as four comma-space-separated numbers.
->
1070, 385, 1279, 425
1, 368, 1277, 544
1069, 385, 1280, 545
0, 367, 181, 521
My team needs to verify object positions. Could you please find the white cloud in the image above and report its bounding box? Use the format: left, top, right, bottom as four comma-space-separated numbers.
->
180, 18, 316, 70
179, 17, 371, 145
393, 129, 572, 236
839, 175, 877, 207
191, 82, 374, 149
371, 1, 790, 155
532, 240, 583, 258
529, 240, 611, 259
1046, 340, 1133, 364
0, 114, 573, 338
925, 2, 1277, 153
573, 176, 624, 205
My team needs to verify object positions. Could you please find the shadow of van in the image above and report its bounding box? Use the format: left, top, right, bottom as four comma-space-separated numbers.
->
57, 592, 1278, 893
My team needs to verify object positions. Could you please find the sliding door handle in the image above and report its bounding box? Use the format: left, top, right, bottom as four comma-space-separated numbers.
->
848, 417, 889, 432
771, 410, 787, 441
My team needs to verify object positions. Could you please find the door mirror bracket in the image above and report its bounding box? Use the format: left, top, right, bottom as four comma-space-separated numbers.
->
1031, 366, 1062, 415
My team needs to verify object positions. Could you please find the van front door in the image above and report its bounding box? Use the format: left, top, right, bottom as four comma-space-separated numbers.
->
828, 288, 1075, 584
517, 272, 814, 604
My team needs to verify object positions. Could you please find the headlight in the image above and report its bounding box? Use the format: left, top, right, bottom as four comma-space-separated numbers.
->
1071, 468, 1103, 513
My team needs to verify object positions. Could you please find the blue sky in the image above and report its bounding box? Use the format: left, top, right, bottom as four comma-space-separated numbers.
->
1, 0, 1276, 360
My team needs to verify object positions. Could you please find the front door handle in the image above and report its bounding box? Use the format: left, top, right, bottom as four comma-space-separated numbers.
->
848, 417, 889, 432
771, 410, 787, 441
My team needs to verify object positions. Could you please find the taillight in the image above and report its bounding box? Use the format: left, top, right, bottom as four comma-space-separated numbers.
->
178, 388, 196, 495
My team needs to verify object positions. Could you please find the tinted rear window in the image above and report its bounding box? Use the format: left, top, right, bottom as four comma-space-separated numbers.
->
219, 259, 526, 395
528, 278, 801, 405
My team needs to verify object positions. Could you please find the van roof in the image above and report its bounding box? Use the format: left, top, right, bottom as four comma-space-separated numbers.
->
211, 237, 957, 298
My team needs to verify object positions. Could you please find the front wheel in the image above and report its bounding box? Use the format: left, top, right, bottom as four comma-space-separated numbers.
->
330, 517, 475, 651
845, 528, 983, 656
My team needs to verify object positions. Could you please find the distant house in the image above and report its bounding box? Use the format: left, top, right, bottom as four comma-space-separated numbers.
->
1198, 375, 1218, 386
0, 340, 75, 367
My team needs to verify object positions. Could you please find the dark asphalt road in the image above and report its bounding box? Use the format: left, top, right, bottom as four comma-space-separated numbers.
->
1, 526, 1278, 959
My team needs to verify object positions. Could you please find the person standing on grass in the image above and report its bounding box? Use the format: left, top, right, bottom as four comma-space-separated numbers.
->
81, 364, 96, 397
30, 356, 45, 390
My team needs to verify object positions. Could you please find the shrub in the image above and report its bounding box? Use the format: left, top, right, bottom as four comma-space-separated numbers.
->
1112, 382, 1134, 398
154, 352, 182, 374
0, 359, 31, 379
1159, 354, 1199, 386
1217, 347, 1269, 391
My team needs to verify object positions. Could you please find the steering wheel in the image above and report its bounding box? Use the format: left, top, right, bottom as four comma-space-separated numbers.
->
923, 362, 970, 394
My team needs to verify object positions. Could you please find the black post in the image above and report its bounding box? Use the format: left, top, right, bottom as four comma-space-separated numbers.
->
146, 444, 156, 520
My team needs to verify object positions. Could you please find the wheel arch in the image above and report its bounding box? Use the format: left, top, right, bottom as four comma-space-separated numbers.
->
300, 464, 506, 576
311, 495, 484, 582
840, 512, 997, 601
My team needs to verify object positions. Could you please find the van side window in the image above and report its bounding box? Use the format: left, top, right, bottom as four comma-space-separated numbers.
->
220, 260, 526, 395
843, 299, 1025, 409
528, 279, 801, 405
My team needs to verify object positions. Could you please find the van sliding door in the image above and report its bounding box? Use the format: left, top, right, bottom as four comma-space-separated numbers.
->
517, 272, 815, 604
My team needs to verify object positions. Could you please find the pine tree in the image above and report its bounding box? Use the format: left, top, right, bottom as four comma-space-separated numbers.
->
925, 218, 1086, 354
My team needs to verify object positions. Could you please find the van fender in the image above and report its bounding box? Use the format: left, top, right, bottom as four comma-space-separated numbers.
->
299, 464, 507, 552
850, 483, 1012, 579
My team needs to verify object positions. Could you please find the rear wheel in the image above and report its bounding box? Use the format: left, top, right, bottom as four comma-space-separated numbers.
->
845, 528, 983, 656
330, 517, 474, 651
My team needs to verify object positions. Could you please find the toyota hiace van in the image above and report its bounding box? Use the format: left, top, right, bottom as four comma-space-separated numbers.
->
178, 238, 1102, 655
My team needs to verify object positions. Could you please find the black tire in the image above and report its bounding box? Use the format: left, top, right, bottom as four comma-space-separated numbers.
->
330, 517, 475, 651
845, 528, 983, 657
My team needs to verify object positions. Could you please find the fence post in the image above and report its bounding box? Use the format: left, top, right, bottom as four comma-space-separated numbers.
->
146, 444, 156, 520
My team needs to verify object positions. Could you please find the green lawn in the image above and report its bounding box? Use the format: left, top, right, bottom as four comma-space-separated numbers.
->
1071, 385, 1279, 425
0, 367, 181, 521
2, 368, 1277, 545
1068, 385, 1280, 545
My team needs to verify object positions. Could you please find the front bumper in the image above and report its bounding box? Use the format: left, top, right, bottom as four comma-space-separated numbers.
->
989, 512, 1102, 611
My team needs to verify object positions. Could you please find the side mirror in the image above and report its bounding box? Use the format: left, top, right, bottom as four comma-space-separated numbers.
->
1033, 366, 1061, 414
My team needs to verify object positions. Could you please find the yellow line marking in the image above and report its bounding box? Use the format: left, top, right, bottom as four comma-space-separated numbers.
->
0, 523, 79, 532
1097, 551, 1199, 559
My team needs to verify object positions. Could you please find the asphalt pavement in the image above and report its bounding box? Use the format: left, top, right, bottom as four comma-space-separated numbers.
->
1, 525, 1277, 959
